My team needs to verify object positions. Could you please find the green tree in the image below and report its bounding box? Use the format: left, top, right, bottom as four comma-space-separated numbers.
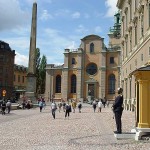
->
39, 55, 47, 94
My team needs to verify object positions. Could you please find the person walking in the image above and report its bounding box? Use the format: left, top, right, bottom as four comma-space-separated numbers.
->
103, 97, 107, 108
6, 99, 11, 113
77, 101, 82, 113
72, 100, 77, 113
112, 87, 124, 134
98, 99, 103, 112
39, 100, 43, 112
65, 102, 71, 119
62, 101, 66, 112
92, 100, 97, 113
58, 101, 62, 113
1, 101, 6, 115
51, 101, 57, 119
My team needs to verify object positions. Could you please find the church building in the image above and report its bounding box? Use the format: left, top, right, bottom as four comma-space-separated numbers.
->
45, 12, 121, 102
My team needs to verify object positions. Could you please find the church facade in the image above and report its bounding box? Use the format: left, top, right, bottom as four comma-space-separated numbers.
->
45, 13, 121, 102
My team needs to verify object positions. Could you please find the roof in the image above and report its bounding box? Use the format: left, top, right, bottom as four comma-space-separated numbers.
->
137, 65, 150, 71
81, 34, 103, 41
130, 65, 150, 76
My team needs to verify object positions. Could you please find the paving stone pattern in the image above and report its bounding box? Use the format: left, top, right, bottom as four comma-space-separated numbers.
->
0, 104, 150, 150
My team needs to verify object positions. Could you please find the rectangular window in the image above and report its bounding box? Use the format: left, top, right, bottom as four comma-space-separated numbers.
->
141, 13, 144, 36
135, 25, 137, 45
14, 75, 16, 82
0, 67, 3, 74
110, 57, 114, 64
0, 55, 4, 62
18, 75, 20, 82
130, 30, 132, 51
22, 76, 24, 83
141, 54, 143, 61
130, 1, 132, 21
0, 79, 2, 86
126, 39, 128, 57
125, 10, 128, 30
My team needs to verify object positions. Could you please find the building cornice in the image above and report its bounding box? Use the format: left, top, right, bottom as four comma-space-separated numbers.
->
117, 0, 125, 9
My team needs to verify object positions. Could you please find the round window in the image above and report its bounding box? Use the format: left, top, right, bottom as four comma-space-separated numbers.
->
86, 63, 97, 75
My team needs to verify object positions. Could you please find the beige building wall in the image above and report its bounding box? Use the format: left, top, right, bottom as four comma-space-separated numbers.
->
117, 0, 150, 110
45, 34, 121, 102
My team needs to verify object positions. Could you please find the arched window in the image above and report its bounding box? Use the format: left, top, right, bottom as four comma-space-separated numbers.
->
90, 43, 94, 53
108, 74, 115, 94
71, 74, 76, 93
72, 58, 75, 64
55, 75, 61, 93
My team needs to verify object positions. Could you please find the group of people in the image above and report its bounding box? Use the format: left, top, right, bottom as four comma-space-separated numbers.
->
49, 88, 124, 135
50, 100, 82, 119
92, 97, 109, 113
22, 99, 33, 109
0, 99, 12, 115
19, 88, 124, 135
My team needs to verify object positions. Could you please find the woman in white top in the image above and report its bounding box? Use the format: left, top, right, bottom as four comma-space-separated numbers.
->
98, 99, 103, 112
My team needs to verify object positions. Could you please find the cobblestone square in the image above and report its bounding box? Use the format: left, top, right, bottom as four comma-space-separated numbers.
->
0, 104, 150, 150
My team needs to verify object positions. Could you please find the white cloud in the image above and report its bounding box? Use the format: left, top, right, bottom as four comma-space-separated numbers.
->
54, 9, 70, 17
94, 26, 102, 33
105, 0, 118, 17
72, 12, 80, 19
75, 25, 88, 34
15, 52, 28, 67
0, 0, 30, 31
40, 9, 53, 20
66, 41, 76, 49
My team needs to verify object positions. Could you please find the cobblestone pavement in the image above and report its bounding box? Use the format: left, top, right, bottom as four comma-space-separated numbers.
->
0, 104, 150, 150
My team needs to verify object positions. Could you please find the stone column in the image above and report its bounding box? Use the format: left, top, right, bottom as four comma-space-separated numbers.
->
76, 48, 83, 100
25, 2, 37, 103
62, 49, 69, 100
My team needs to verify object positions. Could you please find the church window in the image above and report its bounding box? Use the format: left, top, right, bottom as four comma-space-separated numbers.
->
72, 58, 75, 64
90, 43, 94, 53
56, 75, 61, 93
108, 74, 115, 94
71, 74, 76, 93
86, 63, 97, 75
18, 75, 20, 82
110, 57, 114, 64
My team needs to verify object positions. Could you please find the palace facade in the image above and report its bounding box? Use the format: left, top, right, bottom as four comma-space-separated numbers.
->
117, 0, 150, 111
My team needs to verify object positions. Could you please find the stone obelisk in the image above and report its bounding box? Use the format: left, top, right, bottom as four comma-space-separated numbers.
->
25, 2, 37, 103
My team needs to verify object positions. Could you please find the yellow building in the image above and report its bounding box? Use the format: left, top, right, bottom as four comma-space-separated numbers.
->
13, 64, 27, 99
45, 13, 121, 102
117, 0, 150, 140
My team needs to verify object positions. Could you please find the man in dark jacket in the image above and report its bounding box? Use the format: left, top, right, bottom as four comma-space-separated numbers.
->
112, 87, 123, 134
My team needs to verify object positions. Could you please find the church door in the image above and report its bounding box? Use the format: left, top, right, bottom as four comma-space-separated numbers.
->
88, 84, 95, 97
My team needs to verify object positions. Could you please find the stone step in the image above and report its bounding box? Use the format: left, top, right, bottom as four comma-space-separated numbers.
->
114, 132, 136, 139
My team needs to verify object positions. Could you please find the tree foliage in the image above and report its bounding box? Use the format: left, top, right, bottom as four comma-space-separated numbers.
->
39, 55, 47, 94
35, 48, 47, 94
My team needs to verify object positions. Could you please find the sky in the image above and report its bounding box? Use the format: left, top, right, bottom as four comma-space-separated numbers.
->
0, 0, 118, 67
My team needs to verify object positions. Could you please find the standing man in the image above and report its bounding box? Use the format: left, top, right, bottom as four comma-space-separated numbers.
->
112, 88, 123, 134
51, 101, 57, 119
6, 99, 11, 113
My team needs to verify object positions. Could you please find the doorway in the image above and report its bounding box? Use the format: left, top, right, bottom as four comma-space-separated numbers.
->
88, 84, 94, 97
